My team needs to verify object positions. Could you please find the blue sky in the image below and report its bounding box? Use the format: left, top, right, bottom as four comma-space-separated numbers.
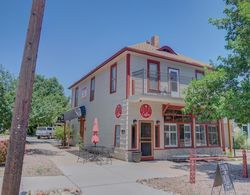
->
0, 0, 227, 96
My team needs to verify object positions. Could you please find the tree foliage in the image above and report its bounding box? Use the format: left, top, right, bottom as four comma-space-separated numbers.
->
184, 0, 250, 124
28, 75, 69, 134
0, 65, 16, 130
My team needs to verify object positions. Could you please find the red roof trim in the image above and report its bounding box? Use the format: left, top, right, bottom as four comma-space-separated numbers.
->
68, 47, 211, 89
158, 45, 177, 55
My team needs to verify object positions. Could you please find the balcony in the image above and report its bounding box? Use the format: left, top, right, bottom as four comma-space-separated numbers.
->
130, 69, 194, 102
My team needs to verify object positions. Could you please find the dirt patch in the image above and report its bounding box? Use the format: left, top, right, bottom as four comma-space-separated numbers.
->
0, 144, 63, 177
138, 162, 250, 195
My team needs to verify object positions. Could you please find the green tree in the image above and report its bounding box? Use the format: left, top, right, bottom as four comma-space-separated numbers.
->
0, 65, 16, 130
28, 75, 69, 134
184, 0, 250, 124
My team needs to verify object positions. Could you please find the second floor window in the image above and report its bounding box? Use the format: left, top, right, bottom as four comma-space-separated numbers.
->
195, 70, 204, 80
90, 77, 95, 101
110, 64, 117, 93
74, 87, 79, 107
148, 60, 160, 91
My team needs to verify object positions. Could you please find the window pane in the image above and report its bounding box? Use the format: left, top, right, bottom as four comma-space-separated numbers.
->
164, 124, 177, 147
115, 126, 120, 147
196, 125, 207, 146
208, 125, 218, 146
149, 63, 159, 90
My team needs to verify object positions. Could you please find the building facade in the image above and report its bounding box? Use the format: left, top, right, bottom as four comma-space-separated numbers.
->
67, 36, 225, 161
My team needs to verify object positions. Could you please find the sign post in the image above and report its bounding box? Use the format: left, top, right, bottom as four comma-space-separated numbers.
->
242, 150, 248, 178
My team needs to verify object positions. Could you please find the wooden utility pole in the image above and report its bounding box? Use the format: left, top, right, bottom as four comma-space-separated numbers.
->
1, 1, 46, 194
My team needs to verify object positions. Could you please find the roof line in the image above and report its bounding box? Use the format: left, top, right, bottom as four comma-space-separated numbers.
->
68, 47, 211, 89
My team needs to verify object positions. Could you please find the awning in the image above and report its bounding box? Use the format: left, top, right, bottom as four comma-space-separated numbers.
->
63, 106, 86, 121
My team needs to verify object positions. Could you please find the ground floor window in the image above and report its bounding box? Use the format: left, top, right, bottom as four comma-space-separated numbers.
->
131, 124, 137, 149
114, 125, 120, 147
179, 124, 191, 147
242, 125, 248, 137
208, 125, 219, 146
164, 124, 177, 147
196, 124, 207, 146
155, 125, 160, 148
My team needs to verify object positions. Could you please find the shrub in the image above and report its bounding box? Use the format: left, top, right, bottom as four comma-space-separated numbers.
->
0, 139, 9, 164
234, 131, 247, 149
54, 126, 64, 141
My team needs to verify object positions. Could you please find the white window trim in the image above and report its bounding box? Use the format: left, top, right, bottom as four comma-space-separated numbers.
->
164, 123, 177, 147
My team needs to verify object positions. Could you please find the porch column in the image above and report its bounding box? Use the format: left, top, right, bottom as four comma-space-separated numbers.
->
192, 115, 196, 148
220, 119, 226, 152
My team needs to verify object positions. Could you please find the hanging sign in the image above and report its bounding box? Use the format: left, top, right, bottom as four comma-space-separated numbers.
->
115, 104, 122, 118
140, 104, 152, 118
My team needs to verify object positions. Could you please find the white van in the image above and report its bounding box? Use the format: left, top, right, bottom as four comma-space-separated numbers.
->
36, 127, 54, 139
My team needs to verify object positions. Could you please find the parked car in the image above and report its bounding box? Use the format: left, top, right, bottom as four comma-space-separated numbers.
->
36, 127, 54, 139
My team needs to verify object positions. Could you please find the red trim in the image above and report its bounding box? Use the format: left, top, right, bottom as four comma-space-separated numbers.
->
90, 77, 95, 101
126, 53, 131, 99
195, 69, 205, 79
168, 67, 180, 98
110, 63, 117, 94
69, 47, 212, 89
141, 156, 154, 161
155, 125, 160, 148
132, 80, 135, 95
147, 59, 160, 92
192, 115, 196, 148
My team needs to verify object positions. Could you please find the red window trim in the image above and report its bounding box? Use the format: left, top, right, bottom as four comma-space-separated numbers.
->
147, 59, 160, 92
74, 87, 79, 107
110, 63, 117, 94
131, 124, 138, 149
168, 67, 180, 98
114, 125, 121, 147
155, 125, 160, 148
90, 77, 95, 102
195, 69, 205, 79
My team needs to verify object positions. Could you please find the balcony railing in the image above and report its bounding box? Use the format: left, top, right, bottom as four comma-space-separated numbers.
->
131, 69, 194, 99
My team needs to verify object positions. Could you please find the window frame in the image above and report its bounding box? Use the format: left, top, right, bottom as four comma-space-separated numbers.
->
114, 125, 121, 147
195, 124, 207, 146
207, 124, 219, 146
147, 59, 160, 92
90, 77, 95, 101
164, 123, 178, 147
195, 70, 205, 80
168, 67, 180, 97
74, 87, 79, 107
110, 63, 117, 94
131, 124, 138, 149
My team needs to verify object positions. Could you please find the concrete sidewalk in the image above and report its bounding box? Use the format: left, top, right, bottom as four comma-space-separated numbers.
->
1, 139, 185, 194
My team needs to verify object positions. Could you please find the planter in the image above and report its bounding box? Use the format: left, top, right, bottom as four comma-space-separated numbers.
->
132, 151, 141, 162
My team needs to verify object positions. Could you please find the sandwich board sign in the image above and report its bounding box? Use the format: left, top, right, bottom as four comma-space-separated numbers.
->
212, 162, 236, 194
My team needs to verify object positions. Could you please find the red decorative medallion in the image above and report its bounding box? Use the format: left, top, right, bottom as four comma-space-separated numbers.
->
140, 104, 152, 118
115, 104, 122, 118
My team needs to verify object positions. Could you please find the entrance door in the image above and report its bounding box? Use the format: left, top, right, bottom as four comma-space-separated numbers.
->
169, 68, 179, 97
140, 122, 153, 159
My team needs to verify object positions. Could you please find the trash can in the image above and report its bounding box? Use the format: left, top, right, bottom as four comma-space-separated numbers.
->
132, 151, 141, 162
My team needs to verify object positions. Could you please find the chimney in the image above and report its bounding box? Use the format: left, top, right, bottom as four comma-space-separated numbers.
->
151, 35, 159, 48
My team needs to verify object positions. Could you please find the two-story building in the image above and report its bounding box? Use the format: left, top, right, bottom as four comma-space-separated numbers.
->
67, 35, 225, 161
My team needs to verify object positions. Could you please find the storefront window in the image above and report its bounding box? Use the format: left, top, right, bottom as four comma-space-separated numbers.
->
180, 124, 191, 147
208, 125, 219, 146
164, 124, 177, 147
242, 125, 248, 136
196, 124, 206, 146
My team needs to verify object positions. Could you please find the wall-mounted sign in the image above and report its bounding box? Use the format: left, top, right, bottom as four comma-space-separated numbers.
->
140, 104, 152, 118
115, 104, 122, 118
82, 87, 87, 99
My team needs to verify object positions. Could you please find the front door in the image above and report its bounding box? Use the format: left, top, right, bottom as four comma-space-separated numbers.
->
140, 122, 153, 160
